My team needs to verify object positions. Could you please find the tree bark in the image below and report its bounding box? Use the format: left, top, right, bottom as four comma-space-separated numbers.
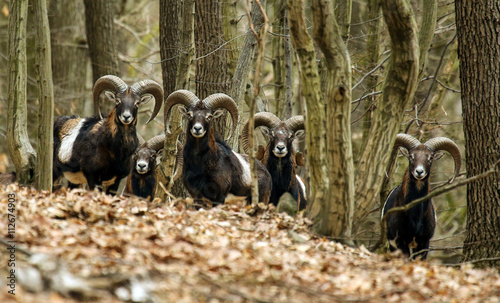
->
49, 0, 88, 116
84, 0, 119, 84
159, 0, 180, 97
222, 0, 240, 78
334, 0, 352, 40
175, 0, 195, 91
417, 0, 437, 78
194, 0, 233, 141
158, 0, 189, 199
456, 0, 500, 270
287, 0, 330, 233
231, 0, 267, 119
7, 0, 36, 184
354, 0, 420, 229
312, 0, 355, 240
34, 0, 54, 191
359, 0, 382, 151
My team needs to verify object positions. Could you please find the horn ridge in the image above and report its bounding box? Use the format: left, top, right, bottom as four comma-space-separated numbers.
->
93, 75, 128, 119
202, 93, 239, 140
394, 133, 421, 151
241, 112, 282, 154
130, 80, 164, 124
284, 115, 305, 132
164, 90, 200, 134
424, 137, 462, 182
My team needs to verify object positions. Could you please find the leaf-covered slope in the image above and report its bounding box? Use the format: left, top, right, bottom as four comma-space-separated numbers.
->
0, 185, 499, 302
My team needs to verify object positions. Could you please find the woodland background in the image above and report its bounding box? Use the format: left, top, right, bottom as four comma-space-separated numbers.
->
0, 0, 499, 300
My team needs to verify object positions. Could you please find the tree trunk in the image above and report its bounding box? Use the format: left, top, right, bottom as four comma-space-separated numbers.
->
417, 0, 437, 78
271, 0, 293, 119
353, 0, 420, 230
84, 0, 119, 84
334, 0, 352, 40
33, 0, 54, 191
287, 0, 330, 233
359, 0, 382, 151
7, 0, 36, 184
312, 0, 355, 240
49, 0, 88, 116
222, 0, 240, 78
456, 0, 500, 270
160, 0, 180, 97
158, 0, 186, 199
175, 0, 195, 91
194, 0, 233, 141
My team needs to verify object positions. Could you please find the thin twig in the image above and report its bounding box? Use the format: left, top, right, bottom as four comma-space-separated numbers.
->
418, 33, 457, 112
0, 237, 33, 256
352, 54, 390, 90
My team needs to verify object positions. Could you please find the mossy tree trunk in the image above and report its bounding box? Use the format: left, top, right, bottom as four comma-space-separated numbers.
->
33, 0, 54, 191
456, 0, 500, 270
334, 0, 352, 40
7, 0, 36, 185
289, 0, 353, 239
353, 0, 420, 229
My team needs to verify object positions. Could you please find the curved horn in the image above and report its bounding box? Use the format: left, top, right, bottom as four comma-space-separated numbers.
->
130, 80, 164, 124
284, 115, 305, 132
137, 134, 146, 146
93, 75, 128, 119
424, 137, 462, 182
394, 133, 421, 151
146, 134, 166, 151
202, 93, 239, 140
241, 112, 281, 154
164, 90, 200, 134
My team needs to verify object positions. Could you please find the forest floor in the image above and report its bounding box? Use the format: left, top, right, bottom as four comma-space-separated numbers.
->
0, 184, 499, 303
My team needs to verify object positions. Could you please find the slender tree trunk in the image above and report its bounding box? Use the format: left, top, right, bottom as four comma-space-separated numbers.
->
418, 0, 437, 78
49, 0, 88, 116
33, 0, 54, 191
175, 0, 195, 91
195, 0, 233, 141
312, 0, 355, 240
7, 0, 36, 184
158, 0, 185, 199
231, 0, 267, 115
222, 0, 240, 78
456, 0, 500, 270
84, 0, 119, 84
354, 0, 420, 229
272, 0, 285, 117
288, 0, 330, 232
334, 0, 352, 40
160, 0, 180, 97
359, 0, 382, 151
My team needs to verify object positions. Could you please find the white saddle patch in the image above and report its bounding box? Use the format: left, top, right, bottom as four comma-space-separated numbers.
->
296, 175, 306, 196
233, 151, 251, 186
59, 119, 86, 164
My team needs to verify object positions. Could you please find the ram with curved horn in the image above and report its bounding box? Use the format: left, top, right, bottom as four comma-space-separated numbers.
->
242, 112, 307, 210
382, 133, 461, 260
164, 90, 271, 205
125, 134, 165, 200
53, 75, 163, 193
